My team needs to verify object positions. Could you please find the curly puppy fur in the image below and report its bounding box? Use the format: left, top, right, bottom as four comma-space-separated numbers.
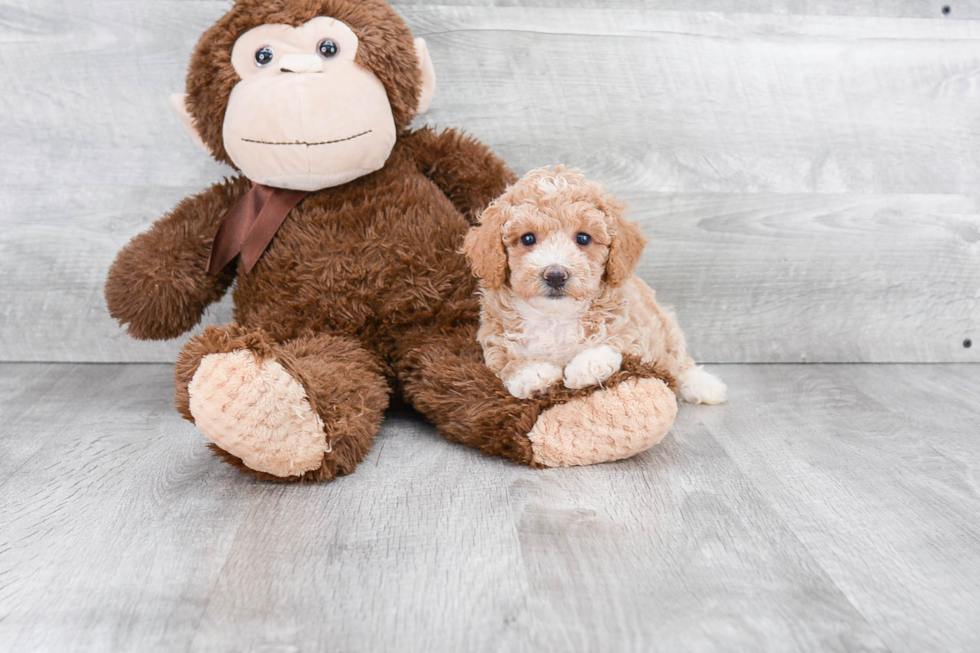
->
106, 0, 680, 481
464, 166, 727, 405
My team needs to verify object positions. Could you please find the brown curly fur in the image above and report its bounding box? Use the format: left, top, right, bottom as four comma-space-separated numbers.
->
392, 322, 677, 468
105, 0, 672, 482
175, 324, 390, 482
105, 180, 245, 340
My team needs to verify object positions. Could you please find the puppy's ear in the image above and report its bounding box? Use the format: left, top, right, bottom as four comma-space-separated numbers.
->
463, 202, 509, 290
603, 196, 647, 288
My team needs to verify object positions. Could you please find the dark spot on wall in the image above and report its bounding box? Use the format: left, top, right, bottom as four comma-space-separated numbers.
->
942, 5, 951, 15
965, 339, 973, 349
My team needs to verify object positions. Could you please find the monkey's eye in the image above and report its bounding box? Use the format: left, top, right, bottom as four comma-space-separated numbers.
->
575, 233, 592, 246
254, 46, 275, 67
318, 39, 340, 59
520, 233, 537, 247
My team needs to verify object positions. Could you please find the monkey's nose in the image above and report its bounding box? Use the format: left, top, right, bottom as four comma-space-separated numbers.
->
544, 267, 569, 289
278, 54, 323, 74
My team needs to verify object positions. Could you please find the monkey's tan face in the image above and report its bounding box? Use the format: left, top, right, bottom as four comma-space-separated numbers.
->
223, 17, 397, 191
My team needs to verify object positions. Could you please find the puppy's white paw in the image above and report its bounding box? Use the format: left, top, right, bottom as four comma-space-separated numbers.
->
678, 366, 727, 405
563, 346, 623, 390
505, 362, 564, 399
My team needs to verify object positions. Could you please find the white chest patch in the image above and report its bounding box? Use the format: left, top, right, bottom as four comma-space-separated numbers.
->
512, 298, 588, 365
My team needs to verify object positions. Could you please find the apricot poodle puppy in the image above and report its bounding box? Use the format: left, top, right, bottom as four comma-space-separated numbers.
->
463, 166, 727, 404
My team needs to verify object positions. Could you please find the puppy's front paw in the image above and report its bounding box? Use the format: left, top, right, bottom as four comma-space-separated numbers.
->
678, 366, 727, 405
563, 346, 623, 390
505, 362, 564, 399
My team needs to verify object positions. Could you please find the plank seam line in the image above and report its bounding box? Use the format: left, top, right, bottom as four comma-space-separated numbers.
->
700, 421, 899, 653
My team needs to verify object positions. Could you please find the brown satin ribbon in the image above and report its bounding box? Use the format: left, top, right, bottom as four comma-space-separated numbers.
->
206, 183, 310, 275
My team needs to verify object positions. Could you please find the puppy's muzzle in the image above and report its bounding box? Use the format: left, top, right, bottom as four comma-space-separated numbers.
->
544, 266, 569, 290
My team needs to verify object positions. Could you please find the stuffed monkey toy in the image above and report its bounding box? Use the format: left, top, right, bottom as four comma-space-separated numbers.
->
105, 0, 678, 482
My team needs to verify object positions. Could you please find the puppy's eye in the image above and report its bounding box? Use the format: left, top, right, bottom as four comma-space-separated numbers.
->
318, 39, 339, 59
255, 46, 275, 67
520, 233, 537, 247
575, 233, 592, 246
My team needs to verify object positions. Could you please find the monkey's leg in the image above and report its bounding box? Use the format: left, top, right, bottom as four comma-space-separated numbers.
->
175, 325, 389, 482
393, 323, 678, 468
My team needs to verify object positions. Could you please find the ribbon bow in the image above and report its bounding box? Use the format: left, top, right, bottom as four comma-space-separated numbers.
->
206, 183, 310, 275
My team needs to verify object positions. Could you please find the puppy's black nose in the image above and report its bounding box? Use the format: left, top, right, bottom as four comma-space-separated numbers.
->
544, 267, 569, 289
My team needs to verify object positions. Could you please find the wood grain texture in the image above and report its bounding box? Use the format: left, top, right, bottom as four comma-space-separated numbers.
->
387, 1, 977, 20
695, 364, 980, 653
632, 193, 980, 363
0, 364, 255, 652
3, 362, 980, 651
409, 7, 980, 195
3, 187, 976, 364
1, 1, 978, 363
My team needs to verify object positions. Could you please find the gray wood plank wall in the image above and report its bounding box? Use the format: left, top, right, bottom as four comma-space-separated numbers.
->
1, 1, 977, 363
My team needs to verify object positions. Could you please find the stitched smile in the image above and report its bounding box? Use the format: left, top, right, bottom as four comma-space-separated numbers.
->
242, 130, 373, 146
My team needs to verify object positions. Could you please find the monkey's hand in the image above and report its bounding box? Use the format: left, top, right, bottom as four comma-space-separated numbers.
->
404, 127, 516, 224
105, 178, 248, 340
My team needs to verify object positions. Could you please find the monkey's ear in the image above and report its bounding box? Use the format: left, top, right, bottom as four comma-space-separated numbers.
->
414, 38, 436, 115
169, 93, 211, 156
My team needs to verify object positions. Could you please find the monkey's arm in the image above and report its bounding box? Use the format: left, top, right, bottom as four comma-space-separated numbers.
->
404, 127, 517, 224
105, 177, 250, 340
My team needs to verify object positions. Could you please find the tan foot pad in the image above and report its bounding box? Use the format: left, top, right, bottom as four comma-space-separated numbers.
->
528, 377, 678, 468
188, 350, 326, 477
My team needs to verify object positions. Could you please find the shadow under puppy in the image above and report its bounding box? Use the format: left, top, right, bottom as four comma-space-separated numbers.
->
463, 166, 727, 404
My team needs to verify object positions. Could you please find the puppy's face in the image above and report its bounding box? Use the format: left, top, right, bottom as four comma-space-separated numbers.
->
503, 203, 610, 302
464, 166, 647, 300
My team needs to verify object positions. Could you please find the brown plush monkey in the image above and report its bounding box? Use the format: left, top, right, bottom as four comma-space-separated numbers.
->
106, 0, 678, 482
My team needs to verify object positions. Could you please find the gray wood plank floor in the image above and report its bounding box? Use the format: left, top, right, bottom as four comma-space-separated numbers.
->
2, 362, 978, 652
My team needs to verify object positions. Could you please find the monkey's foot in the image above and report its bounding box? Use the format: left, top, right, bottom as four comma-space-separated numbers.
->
527, 376, 677, 468
187, 350, 327, 477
